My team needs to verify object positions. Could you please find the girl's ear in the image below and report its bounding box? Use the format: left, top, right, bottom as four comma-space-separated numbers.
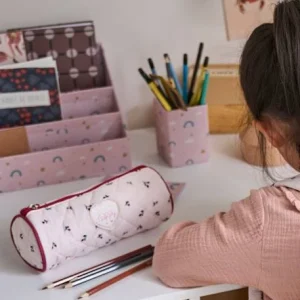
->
252, 120, 286, 149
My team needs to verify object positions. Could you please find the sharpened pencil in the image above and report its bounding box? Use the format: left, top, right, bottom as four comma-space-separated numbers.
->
41, 245, 153, 290
77, 259, 152, 299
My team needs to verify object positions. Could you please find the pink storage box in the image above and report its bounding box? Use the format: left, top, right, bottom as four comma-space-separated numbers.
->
0, 48, 132, 193
153, 100, 209, 168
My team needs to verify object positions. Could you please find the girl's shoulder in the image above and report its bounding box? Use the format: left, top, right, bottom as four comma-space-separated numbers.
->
254, 175, 300, 215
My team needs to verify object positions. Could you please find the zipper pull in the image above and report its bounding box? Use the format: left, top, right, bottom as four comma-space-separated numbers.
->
29, 204, 40, 209
20, 204, 40, 217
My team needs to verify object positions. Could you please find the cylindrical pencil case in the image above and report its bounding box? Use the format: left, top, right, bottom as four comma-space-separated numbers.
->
10, 165, 173, 272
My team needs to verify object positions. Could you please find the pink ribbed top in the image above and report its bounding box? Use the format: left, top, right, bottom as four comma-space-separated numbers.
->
153, 186, 300, 300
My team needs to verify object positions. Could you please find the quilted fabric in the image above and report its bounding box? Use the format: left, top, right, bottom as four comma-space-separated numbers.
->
11, 166, 174, 271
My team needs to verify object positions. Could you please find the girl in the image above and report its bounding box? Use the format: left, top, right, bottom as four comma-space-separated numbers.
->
153, 1, 300, 299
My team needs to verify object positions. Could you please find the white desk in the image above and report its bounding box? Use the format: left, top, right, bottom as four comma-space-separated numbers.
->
0, 129, 293, 300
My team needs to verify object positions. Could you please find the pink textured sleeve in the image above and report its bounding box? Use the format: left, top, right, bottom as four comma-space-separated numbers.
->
153, 190, 264, 289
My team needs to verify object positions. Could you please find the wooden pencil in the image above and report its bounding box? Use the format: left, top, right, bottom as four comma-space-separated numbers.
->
78, 259, 152, 299
150, 74, 178, 109
150, 75, 187, 111
64, 247, 153, 288
41, 244, 153, 290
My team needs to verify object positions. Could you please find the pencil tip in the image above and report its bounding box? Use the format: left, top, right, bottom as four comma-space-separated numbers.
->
78, 293, 89, 299
183, 53, 188, 64
63, 283, 72, 289
148, 58, 154, 68
204, 56, 209, 66
41, 284, 54, 290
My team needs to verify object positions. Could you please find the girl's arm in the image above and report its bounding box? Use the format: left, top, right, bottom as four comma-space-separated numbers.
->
153, 190, 264, 289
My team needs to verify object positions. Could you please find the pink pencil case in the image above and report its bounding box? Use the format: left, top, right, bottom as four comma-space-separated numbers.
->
10, 166, 173, 272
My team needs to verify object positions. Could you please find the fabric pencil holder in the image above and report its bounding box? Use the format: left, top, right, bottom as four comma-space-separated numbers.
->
10, 165, 173, 272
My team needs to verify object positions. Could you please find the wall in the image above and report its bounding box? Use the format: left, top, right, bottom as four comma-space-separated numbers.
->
0, 0, 246, 129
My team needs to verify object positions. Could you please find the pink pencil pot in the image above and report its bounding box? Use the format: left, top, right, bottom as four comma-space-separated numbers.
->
153, 100, 209, 168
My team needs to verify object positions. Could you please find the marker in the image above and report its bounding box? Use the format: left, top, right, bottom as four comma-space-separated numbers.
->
190, 56, 209, 106
182, 53, 188, 104
164, 54, 183, 97
199, 71, 210, 106
188, 42, 204, 103
138, 68, 172, 111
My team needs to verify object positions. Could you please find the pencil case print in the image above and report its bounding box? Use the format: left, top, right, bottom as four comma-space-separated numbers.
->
10, 166, 176, 272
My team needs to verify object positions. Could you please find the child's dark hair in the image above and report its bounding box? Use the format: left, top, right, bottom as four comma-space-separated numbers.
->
240, 0, 300, 174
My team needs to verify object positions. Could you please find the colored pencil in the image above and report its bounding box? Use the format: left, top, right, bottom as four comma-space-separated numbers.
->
168, 83, 187, 111
199, 71, 210, 105
188, 42, 204, 103
190, 56, 209, 106
163, 54, 176, 90
150, 74, 178, 109
150, 74, 187, 111
138, 68, 172, 111
182, 53, 189, 104
148, 58, 167, 97
41, 245, 153, 290
164, 53, 183, 97
78, 259, 152, 299
65, 247, 154, 288
148, 58, 157, 75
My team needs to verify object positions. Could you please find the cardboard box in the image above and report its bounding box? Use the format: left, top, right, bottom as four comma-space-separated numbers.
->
206, 64, 246, 134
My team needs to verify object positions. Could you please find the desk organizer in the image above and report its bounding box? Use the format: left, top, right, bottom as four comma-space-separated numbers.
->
0, 47, 132, 193
153, 100, 209, 168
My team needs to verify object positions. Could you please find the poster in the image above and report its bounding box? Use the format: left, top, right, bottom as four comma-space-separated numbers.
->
223, 0, 277, 40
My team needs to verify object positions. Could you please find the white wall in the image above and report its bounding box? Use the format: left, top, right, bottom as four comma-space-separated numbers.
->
0, 0, 245, 129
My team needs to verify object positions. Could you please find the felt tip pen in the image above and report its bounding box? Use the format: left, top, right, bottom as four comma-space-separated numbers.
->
199, 71, 210, 106
183, 53, 188, 104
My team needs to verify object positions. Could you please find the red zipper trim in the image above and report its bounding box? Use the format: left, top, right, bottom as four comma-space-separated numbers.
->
10, 214, 47, 272
20, 165, 172, 216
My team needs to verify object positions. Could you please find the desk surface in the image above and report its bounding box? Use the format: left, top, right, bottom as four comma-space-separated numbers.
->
0, 129, 293, 300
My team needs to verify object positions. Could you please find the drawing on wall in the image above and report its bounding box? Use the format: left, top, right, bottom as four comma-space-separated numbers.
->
223, 0, 277, 40
0, 31, 26, 65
